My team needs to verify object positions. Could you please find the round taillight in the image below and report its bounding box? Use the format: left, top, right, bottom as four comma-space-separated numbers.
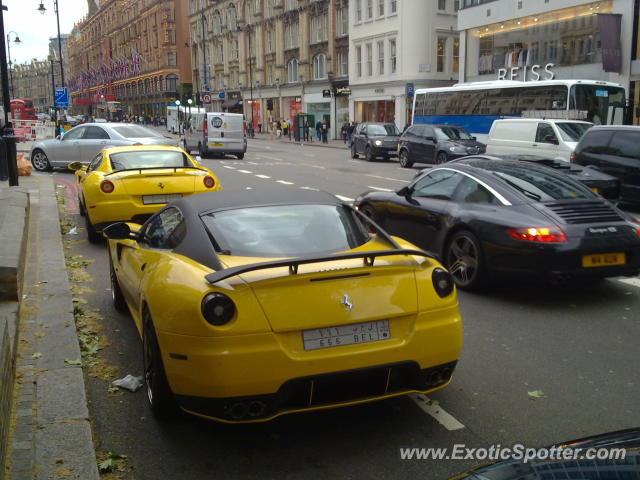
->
432, 268, 454, 298
201, 293, 235, 326
100, 179, 115, 193
203, 176, 216, 188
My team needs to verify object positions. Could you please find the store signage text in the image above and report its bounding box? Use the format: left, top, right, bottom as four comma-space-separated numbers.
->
497, 63, 555, 82
69, 48, 143, 92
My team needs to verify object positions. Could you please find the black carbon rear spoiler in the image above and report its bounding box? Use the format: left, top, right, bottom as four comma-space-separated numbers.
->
205, 248, 436, 284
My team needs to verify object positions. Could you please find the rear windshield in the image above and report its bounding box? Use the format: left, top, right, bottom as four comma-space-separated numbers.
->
368, 124, 400, 136
111, 125, 163, 138
556, 122, 592, 142
487, 163, 596, 201
109, 151, 191, 171
201, 204, 371, 257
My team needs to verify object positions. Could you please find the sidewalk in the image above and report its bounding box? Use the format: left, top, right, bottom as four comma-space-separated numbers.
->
249, 131, 349, 150
0, 173, 99, 480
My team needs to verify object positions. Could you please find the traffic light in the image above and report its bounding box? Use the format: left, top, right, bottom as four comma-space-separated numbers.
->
267, 98, 273, 111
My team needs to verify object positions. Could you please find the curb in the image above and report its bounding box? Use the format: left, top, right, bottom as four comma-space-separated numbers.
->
2, 174, 99, 480
249, 135, 349, 150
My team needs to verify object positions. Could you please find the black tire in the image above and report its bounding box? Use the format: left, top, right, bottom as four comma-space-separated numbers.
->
109, 253, 127, 313
31, 149, 52, 172
142, 312, 179, 420
399, 149, 413, 168
236, 152, 245, 160
445, 230, 486, 291
436, 151, 449, 164
351, 144, 359, 159
78, 196, 85, 217
365, 145, 375, 162
85, 214, 101, 244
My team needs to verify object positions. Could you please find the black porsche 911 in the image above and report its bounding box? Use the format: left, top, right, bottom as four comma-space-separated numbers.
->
354, 157, 640, 290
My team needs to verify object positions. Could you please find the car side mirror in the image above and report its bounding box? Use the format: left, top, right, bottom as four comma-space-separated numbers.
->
102, 222, 139, 240
56, 134, 62, 140
67, 161, 85, 171
425, 136, 436, 143
397, 186, 412, 197
471, 136, 477, 141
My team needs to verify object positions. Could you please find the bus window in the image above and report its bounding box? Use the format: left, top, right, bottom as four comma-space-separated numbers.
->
516, 85, 568, 112
569, 84, 626, 125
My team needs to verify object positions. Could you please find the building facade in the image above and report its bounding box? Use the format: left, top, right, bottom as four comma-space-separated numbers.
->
67, 0, 193, 118
48, 34, 70, 87
188, 0, 349, 139
12, 59, 54, 113
349, 0, 459, 129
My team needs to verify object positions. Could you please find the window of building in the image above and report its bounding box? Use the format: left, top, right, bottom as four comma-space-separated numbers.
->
390, 0, 397, 14
267, 63, 274, 84
377, 40, 384, 74
231, 38, 239, 60
227, 4, 237, 31
366, 0, 373, 19
378, 0, 384, 16
167, 30, 175, 44
338, 50, 348, 76
166, 74, 178, 91
438, 0, 446, 10
337, 7, 348, 36
287, 58, 299, 83
366, 43, 373, 75
267, 0, 275, 17
356, 0, 362, 22
285, 21, 299, 48
313, 54, 327, 79
266, 28, 274, 53
213, 11, 222, 34
356, 45, 362, 76
389, 38, 397, 73
437, 37, 446, 72
285, 0, 296, 11
167, 51, 176, 66
311, 13, 328, 43
453, 36, 460, 73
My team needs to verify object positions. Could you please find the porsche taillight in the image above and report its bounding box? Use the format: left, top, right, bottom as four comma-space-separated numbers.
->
203, 176, 215, 188
100, 179, 115, 194
507, 226, 567, 243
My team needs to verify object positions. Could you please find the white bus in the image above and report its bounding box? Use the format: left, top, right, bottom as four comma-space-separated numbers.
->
412, 79, 626, 141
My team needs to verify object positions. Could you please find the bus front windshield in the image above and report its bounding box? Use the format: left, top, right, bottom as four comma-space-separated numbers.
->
570, 85, 626, 125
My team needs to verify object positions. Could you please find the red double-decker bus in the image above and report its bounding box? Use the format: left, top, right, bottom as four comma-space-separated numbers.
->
10, 98, 36, 120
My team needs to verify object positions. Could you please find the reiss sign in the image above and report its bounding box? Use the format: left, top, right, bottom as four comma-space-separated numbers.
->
497, 63, 555, 81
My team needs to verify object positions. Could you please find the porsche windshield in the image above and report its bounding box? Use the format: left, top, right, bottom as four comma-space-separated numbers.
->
109, 151, 190, 171
202, 204, 371, 257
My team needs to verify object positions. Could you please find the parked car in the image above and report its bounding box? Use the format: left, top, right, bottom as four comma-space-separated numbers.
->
68, 145, 221, 243
355, 157, 640, 290
486, 118, 592, 162
398, 124, 486, 168
572, 125, 640, 205
350, 122, 401, 161
103, 188, 462, 422
30, 123, 180, 171
183, 111, 246, 159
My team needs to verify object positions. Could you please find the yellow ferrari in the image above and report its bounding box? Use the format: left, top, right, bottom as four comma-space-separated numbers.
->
68, 145, 221, 243
103, 189, 463, 423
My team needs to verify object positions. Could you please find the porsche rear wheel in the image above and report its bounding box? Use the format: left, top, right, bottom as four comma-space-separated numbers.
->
142, 312, 179, 420
445, 230, 485, 291
109, 254, 127, 313
31, 149, 52, 172
84, 214, 101, 244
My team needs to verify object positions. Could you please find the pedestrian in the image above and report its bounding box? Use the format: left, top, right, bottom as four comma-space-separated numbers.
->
321, 121, 328, 143
286, 119, 292, 141
282, 120, 289, 138
303, 121, 311, 141
340, 123, 348, 143
258, 121, 262, 133
276, 120, 282, 137
347, 121, 355, 147
315, 120, 322, 141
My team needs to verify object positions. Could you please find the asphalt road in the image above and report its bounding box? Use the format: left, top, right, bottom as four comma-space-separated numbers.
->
53, 138, 640, 479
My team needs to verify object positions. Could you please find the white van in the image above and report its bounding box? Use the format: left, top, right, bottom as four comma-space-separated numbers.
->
183, 112, 246, 159
486, 119, 592, 162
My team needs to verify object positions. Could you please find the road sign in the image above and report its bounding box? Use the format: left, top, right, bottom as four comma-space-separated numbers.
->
55, 87, 69, 108
201, 93, 212, 104
218, 92, 225, 99
406, 83, 415, 97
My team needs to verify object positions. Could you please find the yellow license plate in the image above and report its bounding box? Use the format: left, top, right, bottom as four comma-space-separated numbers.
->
591, 187, 599, 193
209, 142, 224, 147
582, 252, 626, 268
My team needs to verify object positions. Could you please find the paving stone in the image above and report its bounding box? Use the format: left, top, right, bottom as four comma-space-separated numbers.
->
35, 422, 99, 480
36, 368, 88, 424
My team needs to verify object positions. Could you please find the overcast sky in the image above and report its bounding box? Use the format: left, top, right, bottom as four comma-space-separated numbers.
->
4, 0, 89, 65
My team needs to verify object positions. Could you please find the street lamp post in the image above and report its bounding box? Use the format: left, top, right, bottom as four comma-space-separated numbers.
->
238, 24, 254, 137
48, 56, 57, 138
38, 1, 65, 140
175, 99, 181, 136
6, 31, 21, 99
0, 0, 19, 185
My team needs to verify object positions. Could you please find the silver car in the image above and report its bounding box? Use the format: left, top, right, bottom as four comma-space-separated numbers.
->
30, 123, 180, 171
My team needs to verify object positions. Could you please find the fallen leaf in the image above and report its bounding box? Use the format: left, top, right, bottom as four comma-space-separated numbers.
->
31, 352, 43, 359
64, 358, 82, 365
528, 390, 546, 399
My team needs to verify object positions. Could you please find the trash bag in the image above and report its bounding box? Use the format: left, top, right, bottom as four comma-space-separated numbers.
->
111, 374, 143, 392
17, 153, 31, 176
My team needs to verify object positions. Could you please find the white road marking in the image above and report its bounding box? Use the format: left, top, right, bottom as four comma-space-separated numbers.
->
335, 195, 354, 202
618, 277, 640, 288
260, 154, 286, 162
246, 187, 253, 190
304, 153, 316, 157
238, 169, 253, 174
300, 186, 320, 191
248, 161, 258, 165
409, 394, 465, 431
255, 174, 271, 179
348, 160, 360, 163
223, 165, 236, 169
276, 180, 294, 185
365, 174, 408, 183
309, 165, 326, 169
367, 185, 393, 192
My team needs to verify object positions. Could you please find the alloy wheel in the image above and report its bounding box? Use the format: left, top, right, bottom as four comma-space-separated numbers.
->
31, 151, 51, 171
399, 150, 413, 168
447, 234, 479, 288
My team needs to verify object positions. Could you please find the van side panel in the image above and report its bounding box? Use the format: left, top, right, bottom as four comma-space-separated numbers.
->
486, 120, 538, 156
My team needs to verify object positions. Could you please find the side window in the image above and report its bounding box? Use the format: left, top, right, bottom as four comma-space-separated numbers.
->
360, 125, 367, 135
84, 126, 111, 140
536, 123, 558, 144
62, 127, 86, 140
141, 207, 185, 250
422, 126, 435, 139
453, 177, 500, 204
411, 170, 465, 200
579, 130, 613, 154
609, 132, 640, 159
87, 154, 103, 172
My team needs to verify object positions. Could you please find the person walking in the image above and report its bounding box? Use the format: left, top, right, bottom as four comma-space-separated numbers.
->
303, 121, 311, 141
282, 119, 289, 139
321, 121, 328, 144
347, 121, 356, 147
315, 120, 322, 141
276, 120, 282, 137
340, 123, 348, 144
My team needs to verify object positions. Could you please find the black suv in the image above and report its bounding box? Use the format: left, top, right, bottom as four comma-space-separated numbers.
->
398, 124, 486, 168
572, 125, 640, 205
351, 122, 401, 161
